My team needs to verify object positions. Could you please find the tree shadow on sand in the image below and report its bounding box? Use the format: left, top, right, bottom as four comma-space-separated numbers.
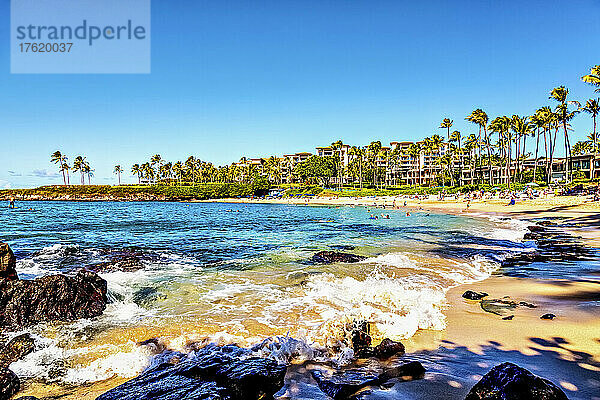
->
278, 336, 600, 400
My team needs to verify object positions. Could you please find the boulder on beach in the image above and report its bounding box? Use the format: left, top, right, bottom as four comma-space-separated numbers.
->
96, 344, 287, 400
541, 313, 557, 320
372, 338, 405, 359
312, 361, 425, 400
312, 251, 366, 264
0, 243, 18, 281
348, 321, 405, 359
0, 269, 107, 330
0, 368, 19, 400
465, 362, 568, 400
462, 290, 488, 300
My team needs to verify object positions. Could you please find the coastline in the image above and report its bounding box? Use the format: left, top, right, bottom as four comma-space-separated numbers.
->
8, 196, 600, 399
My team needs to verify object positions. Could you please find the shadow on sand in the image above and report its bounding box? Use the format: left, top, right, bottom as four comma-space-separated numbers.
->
278, 336, 600, 399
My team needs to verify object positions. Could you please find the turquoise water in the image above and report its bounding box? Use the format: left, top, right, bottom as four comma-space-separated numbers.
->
0, 201, 594, 385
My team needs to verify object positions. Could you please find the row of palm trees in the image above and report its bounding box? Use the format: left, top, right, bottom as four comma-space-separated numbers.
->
50, 65, 600, 188
50, 152, 94, 185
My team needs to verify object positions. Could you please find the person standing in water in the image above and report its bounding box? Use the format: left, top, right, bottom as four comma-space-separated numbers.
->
9, 197, 15, 209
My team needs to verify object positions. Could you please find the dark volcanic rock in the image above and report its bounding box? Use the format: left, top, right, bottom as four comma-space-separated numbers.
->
462, 290, 488, 300
312, 251, 366, 264
0, 368, 19, 400
312, 361, 425, 400
88, 247, 157, 273
527, 225, 547, 233
480, 299, 518, 316
96, 344, 286, 400
348, 321, 404, 360
0, 269, 107, 330
0, 334, 35, 368
350, 320, 372, 357
376, 361, 426, 382
512, 225, 593, 267
541, 313, 557, 320
0, 243, 18, 281
465, 362, 568, 400
311, 370, 379, 400
372, 338, 405, 359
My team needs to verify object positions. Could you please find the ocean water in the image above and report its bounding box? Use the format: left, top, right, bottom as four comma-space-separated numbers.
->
0, 200, 587, 387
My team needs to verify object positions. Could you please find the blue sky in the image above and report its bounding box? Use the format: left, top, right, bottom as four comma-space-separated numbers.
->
1, 0, 599, 187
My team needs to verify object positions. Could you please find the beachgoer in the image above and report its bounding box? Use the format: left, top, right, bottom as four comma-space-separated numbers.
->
9, 197, 15, 209
507, 197, 516, 206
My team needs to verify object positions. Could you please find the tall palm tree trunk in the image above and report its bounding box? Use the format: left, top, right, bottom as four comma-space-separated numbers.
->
563, 121, 571, 182
533, 128, 540, 182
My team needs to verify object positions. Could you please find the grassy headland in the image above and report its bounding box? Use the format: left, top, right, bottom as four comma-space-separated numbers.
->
0, 183, 268, 202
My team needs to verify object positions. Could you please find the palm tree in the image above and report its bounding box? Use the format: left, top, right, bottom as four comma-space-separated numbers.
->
582, 65, 600, 93
348, 146, 365, 188
113, 165, 123, 185
408, 143, 422, 185
439, 118, 453, 141
59, 161, 70, 186
72, 156, 86, 185
330, 140, 344, 190
161, 162, 173, 184
131, 164, 142, 184
464, 133, 479, 185
466, 109, 489, 184
51, 151, 68, 185
572, 141, 592, 155
142, 162, 154, 183
530, 109, 546, 182
580, 99, 599, 154
82, 161, 93, 185
489, 116, 511, 187
550, 86, 579, 182
510, 115, 533, 184
150, 154, 163, 179
429, 134, 444, 185
449, 130, 462, 185
172, 161, 184, 185
367, 141, 382, 187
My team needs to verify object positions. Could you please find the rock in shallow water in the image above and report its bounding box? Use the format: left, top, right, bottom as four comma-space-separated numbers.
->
0, 334, 35, 368
465, 362, 568, 400
312, 251, 366, 264
541, 313, 557, 320
462, 290, 488, 300
96, 344, 287, 400
88, 247, 161, 273
0, 269, 107, 330
0, 243, 18, 281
